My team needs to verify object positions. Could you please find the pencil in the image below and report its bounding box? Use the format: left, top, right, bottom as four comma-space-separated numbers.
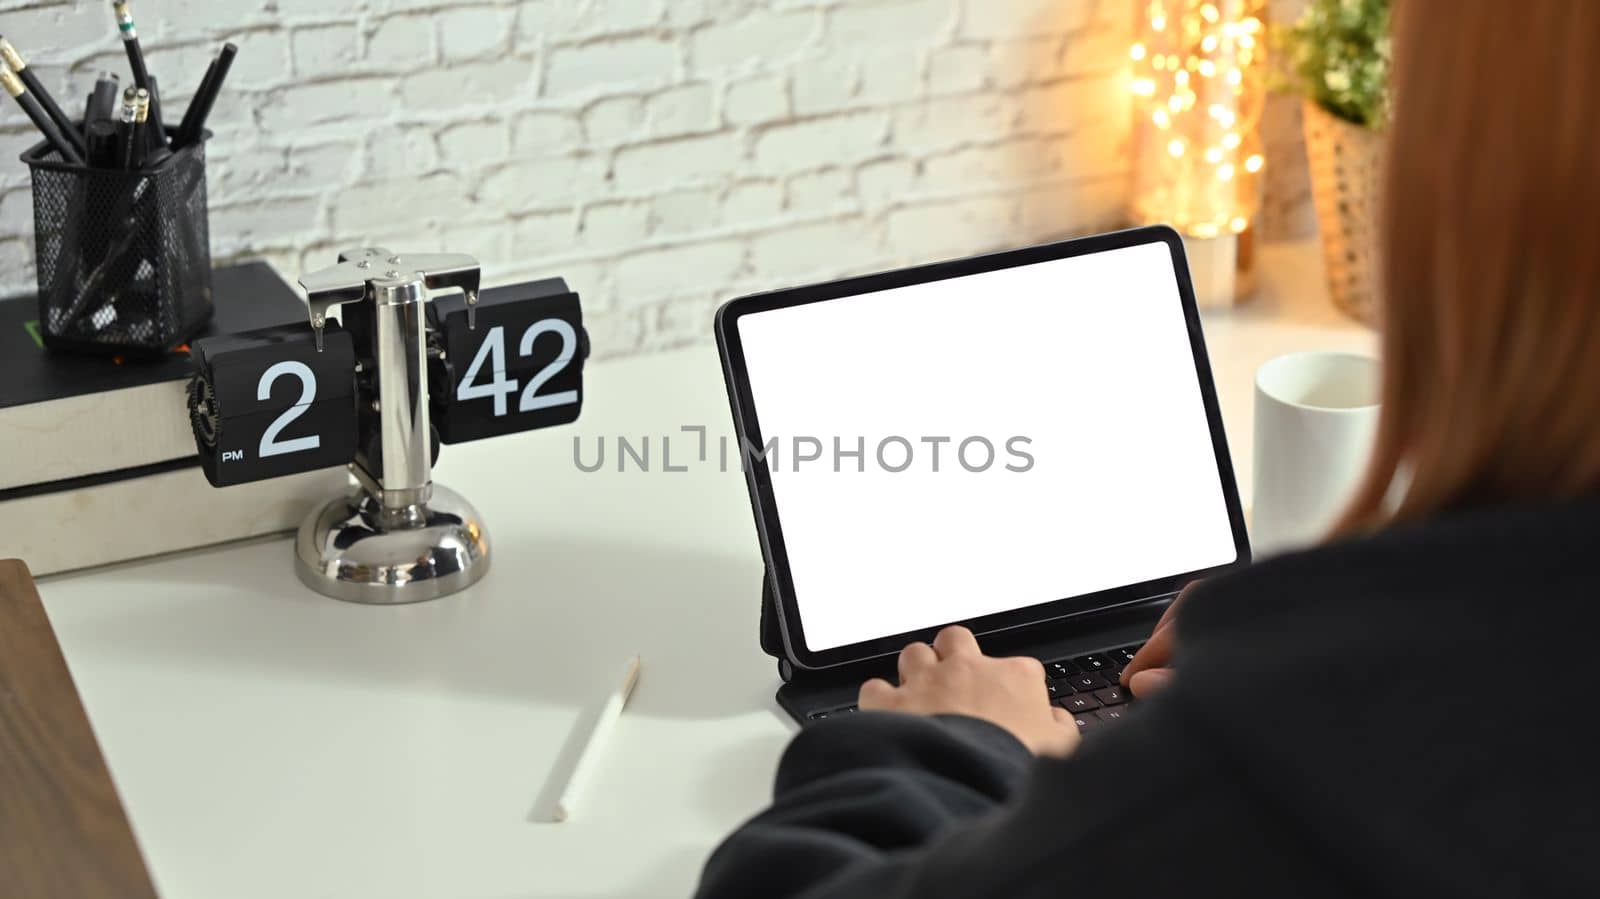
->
174, 42, 235, 149
552, 656, 641, 823
110, 0, 150, 89
142, 74, 163, 141
141, 77, 171, 167
117, 85, 138, 170
0, 36, 86, 157
130, 87, 148, 168
1, 68, 84, 165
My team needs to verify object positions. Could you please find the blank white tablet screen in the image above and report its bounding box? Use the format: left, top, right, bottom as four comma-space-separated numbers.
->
737, 240, 1239, 652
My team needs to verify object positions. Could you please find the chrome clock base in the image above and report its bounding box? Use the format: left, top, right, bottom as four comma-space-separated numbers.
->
294, 483, 491, 605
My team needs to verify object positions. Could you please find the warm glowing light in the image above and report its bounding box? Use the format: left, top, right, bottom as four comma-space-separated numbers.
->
1129, 0, 1265, 244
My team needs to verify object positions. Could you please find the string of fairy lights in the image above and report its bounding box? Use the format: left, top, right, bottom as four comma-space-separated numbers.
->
1129, 0, 1267, 240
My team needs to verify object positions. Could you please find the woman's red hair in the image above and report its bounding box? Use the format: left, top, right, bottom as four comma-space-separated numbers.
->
1337, 0, 1600, 531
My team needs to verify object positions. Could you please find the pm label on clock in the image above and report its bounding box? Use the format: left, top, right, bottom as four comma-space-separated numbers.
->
189, 323, 360, 487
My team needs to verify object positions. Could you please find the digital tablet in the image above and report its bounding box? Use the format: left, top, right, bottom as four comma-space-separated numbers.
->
716, 226, 1250, 671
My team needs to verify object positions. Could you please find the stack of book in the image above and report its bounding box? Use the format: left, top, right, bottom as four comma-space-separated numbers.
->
0, 262, 348, 575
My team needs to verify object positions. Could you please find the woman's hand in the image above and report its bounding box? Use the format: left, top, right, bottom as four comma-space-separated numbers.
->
1120, 581, 1199, 697
857, 625, 1081, 757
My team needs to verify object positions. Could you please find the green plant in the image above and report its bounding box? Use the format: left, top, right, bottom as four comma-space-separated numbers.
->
1283, 0, 1391, 129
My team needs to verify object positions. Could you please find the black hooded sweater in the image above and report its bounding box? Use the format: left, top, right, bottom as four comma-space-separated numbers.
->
695, 494, 1600, 898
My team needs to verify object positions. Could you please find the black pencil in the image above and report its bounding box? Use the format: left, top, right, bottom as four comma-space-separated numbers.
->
110, 0, 150, 89
173, 42, 235, 149
144, 74, 166, 149
1, 68, 84, 165
118, 85, 138, 170
174, 57, 214, 140
0, 35, 86, 157
130, 87, 149, 168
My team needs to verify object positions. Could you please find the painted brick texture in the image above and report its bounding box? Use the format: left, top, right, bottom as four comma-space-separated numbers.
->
0, 0, 1146, 357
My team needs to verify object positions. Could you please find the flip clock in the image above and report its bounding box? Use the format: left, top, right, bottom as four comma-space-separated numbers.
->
186, 249, 588, 604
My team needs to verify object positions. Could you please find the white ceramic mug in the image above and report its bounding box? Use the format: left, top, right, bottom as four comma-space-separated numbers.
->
1251, 352, 1381, 556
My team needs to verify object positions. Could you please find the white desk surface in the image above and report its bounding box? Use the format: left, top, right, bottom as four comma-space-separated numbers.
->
38, 239, 1374, 899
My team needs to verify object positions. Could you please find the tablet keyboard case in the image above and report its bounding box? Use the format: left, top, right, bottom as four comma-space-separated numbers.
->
758, 569, 1174, 723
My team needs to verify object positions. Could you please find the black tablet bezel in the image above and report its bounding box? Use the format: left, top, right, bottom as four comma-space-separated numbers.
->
715, 225, 1252, 671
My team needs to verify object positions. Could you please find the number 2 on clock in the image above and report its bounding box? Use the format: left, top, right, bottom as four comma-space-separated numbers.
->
456, 320, 579, 417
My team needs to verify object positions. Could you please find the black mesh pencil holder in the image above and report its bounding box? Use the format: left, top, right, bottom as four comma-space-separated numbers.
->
21, 131, 213, 357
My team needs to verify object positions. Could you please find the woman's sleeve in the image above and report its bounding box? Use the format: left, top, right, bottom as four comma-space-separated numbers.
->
692, 712, 1034, 899
693, 706, 1317, 899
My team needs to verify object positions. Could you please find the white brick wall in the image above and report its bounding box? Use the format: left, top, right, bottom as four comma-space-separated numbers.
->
0, 0, 1141, 358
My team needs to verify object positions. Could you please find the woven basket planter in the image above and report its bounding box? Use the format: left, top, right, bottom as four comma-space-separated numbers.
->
1302, 98, 1384, 325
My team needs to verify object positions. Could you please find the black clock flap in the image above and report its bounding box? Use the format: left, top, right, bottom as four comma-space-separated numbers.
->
431, 278, 587, 445
188, 322, 360, 487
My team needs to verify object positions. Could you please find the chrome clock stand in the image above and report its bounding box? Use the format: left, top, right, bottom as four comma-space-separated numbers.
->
293, 248, 490, 604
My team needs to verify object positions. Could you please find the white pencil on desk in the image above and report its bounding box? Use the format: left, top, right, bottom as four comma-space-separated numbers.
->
552, 655, 641, 823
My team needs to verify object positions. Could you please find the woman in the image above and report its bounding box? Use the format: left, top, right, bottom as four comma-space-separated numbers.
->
694, 2, 1600, 897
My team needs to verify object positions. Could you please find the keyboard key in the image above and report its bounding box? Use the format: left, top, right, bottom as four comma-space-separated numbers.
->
809, 710, 830, 720
1067, 672, 1108, 691
1097, 706, 1130, 723
1044, 659, 1080, 679
1110, 645, 1141, 665
1063, 694, 1102, 713
1073, 654, 1112, 672
1093, 686, 1127, 706
1046, 679, 1071, 699
1074, 713, 1100, 731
